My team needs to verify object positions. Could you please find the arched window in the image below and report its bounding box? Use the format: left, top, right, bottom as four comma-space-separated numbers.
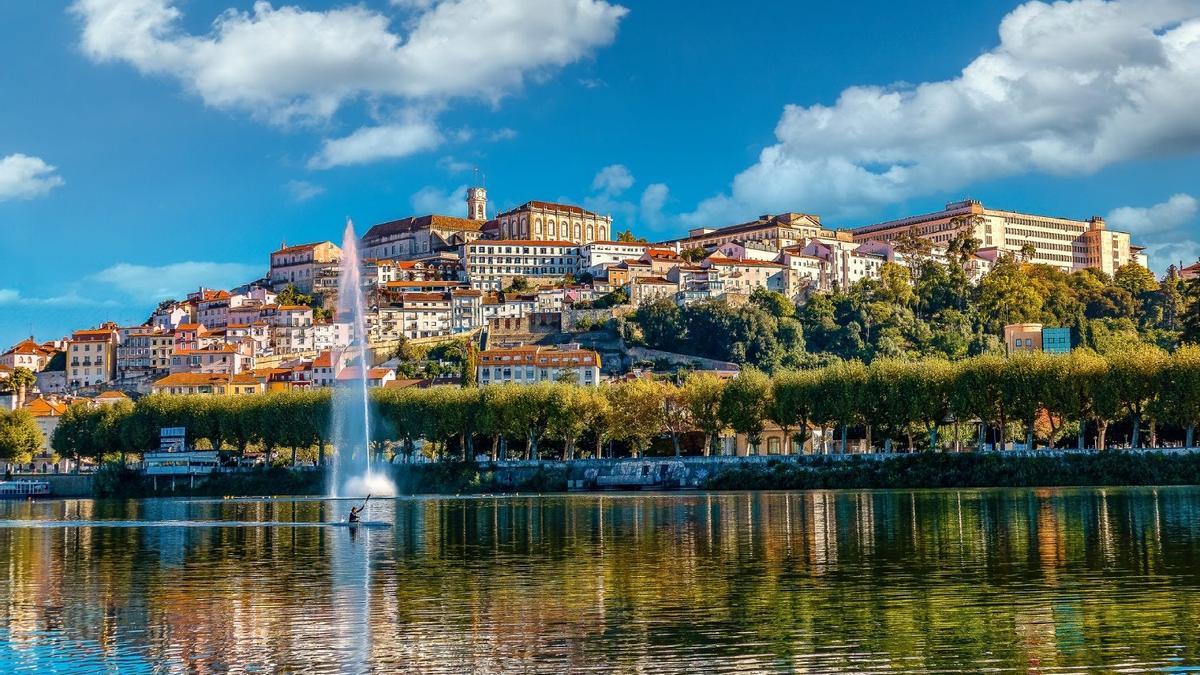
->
598, 226, 607, 240
534, 218, 542, 235
521, 216, 528, 237
574, 223, 581, 239
587, 225, 594, 240
560, 222, 568, 238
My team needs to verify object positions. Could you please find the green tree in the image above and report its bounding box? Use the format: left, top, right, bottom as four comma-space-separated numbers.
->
719, 369, 771, 454
682, 372, 725, 456
0, 409, 43, 463
606, 379, 666, 457
1161, 345, 1200, 447
976, 259, 1043, 333
2, 367, 37, 408
812, 360, 866, 453
1106, 345, 1167, 448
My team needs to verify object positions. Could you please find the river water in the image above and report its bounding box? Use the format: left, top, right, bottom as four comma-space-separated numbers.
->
0, 488, 1198, 673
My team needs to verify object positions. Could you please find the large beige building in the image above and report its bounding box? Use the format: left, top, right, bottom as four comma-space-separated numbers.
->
852, 200, 1146, 275
493, 201, 612, 244
66, 327, 119, 389
269, 241, 342, 293
666, 212, 842, 251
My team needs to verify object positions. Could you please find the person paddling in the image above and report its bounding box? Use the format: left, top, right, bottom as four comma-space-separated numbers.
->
348, 494, 371, 524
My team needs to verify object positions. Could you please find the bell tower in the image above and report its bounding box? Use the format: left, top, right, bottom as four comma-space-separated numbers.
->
466, 186, 487, 221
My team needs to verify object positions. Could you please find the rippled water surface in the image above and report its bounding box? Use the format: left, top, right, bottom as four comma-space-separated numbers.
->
1, 488, 1200, 672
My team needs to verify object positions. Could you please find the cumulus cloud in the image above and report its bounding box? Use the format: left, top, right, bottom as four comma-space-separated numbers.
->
1107, 193, 1198, 236
410, 184, 468, 216
685, 0, 1200, 225
0, 154, 65, 201
1107, 193, 1200, 271
91, 261, 261, 302
71, 0, 627, 161
640, 183, 669, 227
285, 179, 324, 202
591, 164, 634, 195
308, 119, 443, 169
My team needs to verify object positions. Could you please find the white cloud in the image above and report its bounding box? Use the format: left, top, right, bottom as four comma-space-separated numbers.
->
591, 164, 634, 195
684, 0, 1200, 225
410, 184, 467, 216
1106, 193, 1199, 272
489, 128, 518, 142
640, 183, 669, 227
308, 119, 443, 169
90, 261, 261, 302
437, 156, 474, 173
1107, 193, 1198, 236
1143, 239, 1200, 272
0, 154, 65, 201
71, 0, 628, 158
286, 179, 324, 202
0, 288, 104, 306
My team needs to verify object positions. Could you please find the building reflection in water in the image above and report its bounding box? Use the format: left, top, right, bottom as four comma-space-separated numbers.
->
0, 488, 1195, 672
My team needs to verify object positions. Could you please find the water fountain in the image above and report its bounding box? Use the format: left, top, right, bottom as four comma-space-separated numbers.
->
329, 218, 397, 499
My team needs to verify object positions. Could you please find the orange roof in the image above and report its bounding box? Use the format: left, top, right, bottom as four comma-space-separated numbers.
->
95, 391, 129, 400
154, 373, 233, 387
25, 397, 68, 417
273, 241, 329, 255
175, 323, 204, 332
71, 329, 115, 339
4, 338, 52, 356
313, 351, 334, 368
496, 200, 602, 218
277, 304, 313, 311
585, 240, 649, 247
478, 345, 599, 366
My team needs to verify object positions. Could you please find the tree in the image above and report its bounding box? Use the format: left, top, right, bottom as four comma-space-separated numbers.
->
976, 259, 1043, 332
1113, 263, 1159, 297
1161, 345, 1200, 447
682, 372, 725, 456
546, 386, 603, 460
606, 379, 666, 457
770, 370, 819, 454
634, 299, 685, 349
719, 369, 771, 454
660, 382, 693, 457
2, 367, 37, 408
616, 229, 647, 243
1106, 345, 1167, 448
749, 288, 796, 319
507, 276, 534, 292
877, 262, 915, 308
0, 409, 42, 463
812, 360, 866, 453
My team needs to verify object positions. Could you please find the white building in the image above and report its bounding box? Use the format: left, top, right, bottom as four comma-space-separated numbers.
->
477, 343, 601, 386
580, 241, 651, 275
463, 239, 581, 290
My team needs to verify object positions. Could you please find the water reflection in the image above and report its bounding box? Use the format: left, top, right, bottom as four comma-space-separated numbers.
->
0, 489, 1198, 672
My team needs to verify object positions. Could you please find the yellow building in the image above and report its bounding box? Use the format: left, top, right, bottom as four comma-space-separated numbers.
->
668, 212, 836, 251
151, 372, 265, 396
493, 201, 612, 245
852, 199, 1143, 275
66, 327, 118, 389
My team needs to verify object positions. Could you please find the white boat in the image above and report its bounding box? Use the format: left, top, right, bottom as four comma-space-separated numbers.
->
0, 481, 51, 499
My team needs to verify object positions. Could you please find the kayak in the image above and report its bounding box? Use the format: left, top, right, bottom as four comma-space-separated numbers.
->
329, 521, 392, 529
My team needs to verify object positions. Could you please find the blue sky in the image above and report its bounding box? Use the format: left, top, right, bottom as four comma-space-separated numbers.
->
2, 0, 1199, 346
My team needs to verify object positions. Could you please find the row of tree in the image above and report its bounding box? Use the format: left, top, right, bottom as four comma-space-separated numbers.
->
42, 344, 1200, 466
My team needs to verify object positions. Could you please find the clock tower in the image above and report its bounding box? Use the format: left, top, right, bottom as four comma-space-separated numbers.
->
466, 186, 487, 221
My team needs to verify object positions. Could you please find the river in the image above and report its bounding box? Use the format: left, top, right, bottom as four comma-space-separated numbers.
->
0, 488, 1197, 672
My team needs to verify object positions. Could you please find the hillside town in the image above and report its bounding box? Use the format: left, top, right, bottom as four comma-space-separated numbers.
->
0, 186, 1157, 466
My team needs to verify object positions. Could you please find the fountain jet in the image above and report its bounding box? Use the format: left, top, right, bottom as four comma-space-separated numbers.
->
329, 218, 396, 498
